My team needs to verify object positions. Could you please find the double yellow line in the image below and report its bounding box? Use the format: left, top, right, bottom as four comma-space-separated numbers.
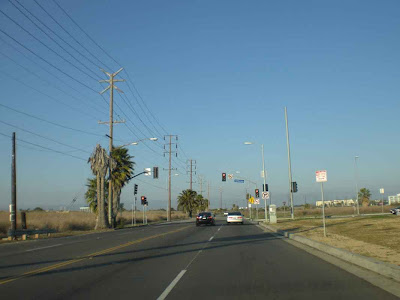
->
0, 225, 190, 285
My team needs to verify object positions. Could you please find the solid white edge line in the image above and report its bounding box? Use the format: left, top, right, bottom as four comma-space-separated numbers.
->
157, 270, 187, 300
25, 244, 62, 252
209, 236, 214, 242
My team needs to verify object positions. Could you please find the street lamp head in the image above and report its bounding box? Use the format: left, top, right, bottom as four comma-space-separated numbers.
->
244, 142, 253, 145
149, 137, 158, 141
131, 142, 139, 145
355, 155, 359, 159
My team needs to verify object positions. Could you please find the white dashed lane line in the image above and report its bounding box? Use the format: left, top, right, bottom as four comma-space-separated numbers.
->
157, 224, 222, 299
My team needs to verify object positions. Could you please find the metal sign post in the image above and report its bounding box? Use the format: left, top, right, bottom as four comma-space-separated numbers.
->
380, 188, 384, 213
316, 170, 327, 237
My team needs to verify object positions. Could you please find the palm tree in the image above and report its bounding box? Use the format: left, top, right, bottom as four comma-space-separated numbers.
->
85, 177, 108, 213
195, 194, 209, 212
358, 188, 371, 207
110, 147, 135, 227
177, 189, 198, 217
85, 178, 97, 213
88, 144, 109, 229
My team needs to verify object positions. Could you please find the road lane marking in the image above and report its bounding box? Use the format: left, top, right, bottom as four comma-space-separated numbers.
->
208, 236, 214, 242
157, 270, 186, 300
0, 225, 191, 286
25, 244, 62, 252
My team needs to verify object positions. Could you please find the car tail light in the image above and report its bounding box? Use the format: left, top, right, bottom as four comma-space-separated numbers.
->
238, 216, 242, 219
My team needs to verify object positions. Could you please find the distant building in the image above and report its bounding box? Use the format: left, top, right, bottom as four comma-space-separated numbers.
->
80, 206, 91, 213
388, 194, 400, 205
315, 199, 355, 208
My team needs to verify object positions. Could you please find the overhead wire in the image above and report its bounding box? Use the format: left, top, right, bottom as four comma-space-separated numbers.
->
8, 0, 104, 81
0, 120, 91, 154
0, 132, 87, 161
52, 0, 169, 138
0, 8, 101, 83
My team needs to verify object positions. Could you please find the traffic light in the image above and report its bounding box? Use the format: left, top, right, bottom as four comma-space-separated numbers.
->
141, 196, 147, 205
153, 167, 159, 179
292, 182, 298, 193
255, 189, 259, 198
134, 184, 138, 195
263, 184, 269, 192
222, 173, 226, 182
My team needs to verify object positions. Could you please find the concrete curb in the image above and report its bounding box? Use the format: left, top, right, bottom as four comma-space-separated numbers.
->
259, 223, 400, 283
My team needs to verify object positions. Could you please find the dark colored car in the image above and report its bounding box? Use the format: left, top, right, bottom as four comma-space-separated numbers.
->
196, 212, 215, 226
390, 206, 400, 215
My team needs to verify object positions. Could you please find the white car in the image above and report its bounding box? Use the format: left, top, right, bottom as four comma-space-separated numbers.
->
226, 212, 243, 224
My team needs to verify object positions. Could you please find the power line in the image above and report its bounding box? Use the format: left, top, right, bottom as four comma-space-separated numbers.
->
0, 28, 98, 93
52, 0, 169, 137
0, 48, 108, 116
0, 103, 106, 138
0, 35, 107, 112
0, 69, 100, 120
14, 0, 102, 70
0, 120, 91, 154
8, 0, 103, 81
0, 8, 100, 83
0, 132, 87, 161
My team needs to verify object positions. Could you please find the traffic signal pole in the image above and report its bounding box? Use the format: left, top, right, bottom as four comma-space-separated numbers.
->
285, 107, 295, 219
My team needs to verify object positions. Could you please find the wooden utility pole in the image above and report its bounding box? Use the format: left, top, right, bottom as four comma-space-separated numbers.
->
164, 135, 178, 221
11, 132, 17, 233
99, 68, 125, 227
207, 181, 210, 210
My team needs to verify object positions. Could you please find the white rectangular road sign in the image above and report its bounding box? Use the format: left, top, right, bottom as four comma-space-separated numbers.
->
262, 192, 270, 200
228, 174, 233, 180
380, 188, 384, 194
254, 199, 260, 205
316, 170, 327, 182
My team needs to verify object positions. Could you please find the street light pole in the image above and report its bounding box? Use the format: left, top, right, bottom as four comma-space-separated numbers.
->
354, 156, 360, 215
261, 144, 268, 223
285, 107, 294, 219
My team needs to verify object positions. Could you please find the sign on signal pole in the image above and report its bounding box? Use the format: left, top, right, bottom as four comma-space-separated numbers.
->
380, 188, 384, 194
262, 192, 270, 200
316, 170, 327, 182
228, 174, 233, 180
316, 170, 327, 237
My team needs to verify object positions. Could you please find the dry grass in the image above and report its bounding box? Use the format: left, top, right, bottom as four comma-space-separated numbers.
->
268, 215, 400, 265
237, 205, 397, 219
0, 210, 188, 238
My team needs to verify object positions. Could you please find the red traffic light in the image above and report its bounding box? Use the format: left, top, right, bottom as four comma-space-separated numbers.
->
222, 173, 226, 182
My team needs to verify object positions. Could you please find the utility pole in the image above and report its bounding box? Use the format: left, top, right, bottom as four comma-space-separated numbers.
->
187, 159, 196, 190
164, 135, 178, 221
219, 187, 222, 209
354, 156, 360, 215
207, 181, 210, 210
261, 144, 268, 223
198, 175, 204, 196
99, 68, 125, 227
10, 132, 17, 235
285, 107, 294, 219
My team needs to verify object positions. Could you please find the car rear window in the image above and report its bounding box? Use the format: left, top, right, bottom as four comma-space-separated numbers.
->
198, 212, 211, 217
228, 212, 242, 216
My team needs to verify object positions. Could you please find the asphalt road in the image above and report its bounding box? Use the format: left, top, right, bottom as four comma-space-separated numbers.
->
0, 217, 397, 299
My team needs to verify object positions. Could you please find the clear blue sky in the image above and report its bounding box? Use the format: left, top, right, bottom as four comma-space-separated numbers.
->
0, 0, 399, 210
